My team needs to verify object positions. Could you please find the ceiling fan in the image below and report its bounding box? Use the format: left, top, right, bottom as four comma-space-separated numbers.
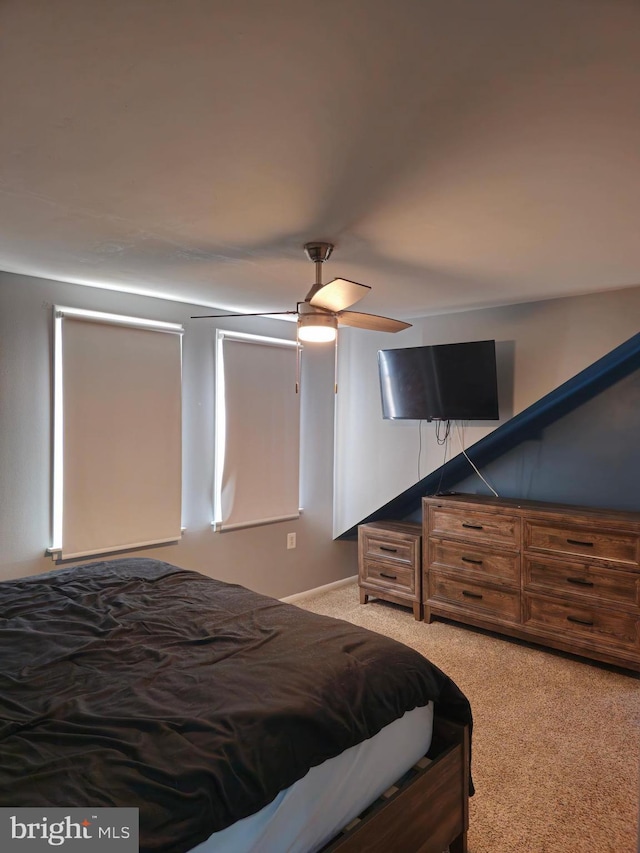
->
191, 241, 412, 342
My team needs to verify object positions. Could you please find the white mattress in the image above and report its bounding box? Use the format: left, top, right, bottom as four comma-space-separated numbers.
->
189, 702, 434, 853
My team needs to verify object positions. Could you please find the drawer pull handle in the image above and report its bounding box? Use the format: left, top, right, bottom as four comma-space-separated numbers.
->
462, 557, 483, 565
379, 546, 398, 553
462, 590, 483, 599
462, 522, 484, 530
566, 538, 594, 547
380, 572, 397, 580
566, 577, 594, 587
567, 615, 594, 627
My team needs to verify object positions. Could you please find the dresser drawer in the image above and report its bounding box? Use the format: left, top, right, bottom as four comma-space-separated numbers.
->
360, 532, 418, 566
524, 521, 638, 566
428, 572, 520, 622
361, 560, 416, 595
429, 540, 519, 583
429, 506, 519, 549
524, 594, 639, 650
523, 556, 639, 609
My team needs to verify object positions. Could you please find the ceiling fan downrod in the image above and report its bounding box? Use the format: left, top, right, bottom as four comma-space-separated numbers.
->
304, 242, 334, 297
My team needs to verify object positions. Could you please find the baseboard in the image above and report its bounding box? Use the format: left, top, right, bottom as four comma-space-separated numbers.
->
281, 574, 357, 603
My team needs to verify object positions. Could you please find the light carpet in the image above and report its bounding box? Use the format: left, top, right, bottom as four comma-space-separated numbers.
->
296, 581, 640, 853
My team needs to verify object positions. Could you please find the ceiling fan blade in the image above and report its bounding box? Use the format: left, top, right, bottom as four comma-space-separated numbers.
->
309, 278, 371, 312
190, 310, 297, 319
337, 311, 412, 333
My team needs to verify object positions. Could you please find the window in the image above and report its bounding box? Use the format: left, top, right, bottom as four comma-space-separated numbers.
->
214, 330, 300, 531
52, 306, 183, 559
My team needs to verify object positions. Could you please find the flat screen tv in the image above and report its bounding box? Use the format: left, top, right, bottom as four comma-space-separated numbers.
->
378, 340, 499, 421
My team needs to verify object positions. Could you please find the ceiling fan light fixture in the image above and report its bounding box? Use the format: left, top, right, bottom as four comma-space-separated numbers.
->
297, 313, 338, 343
191, 240, 411, 341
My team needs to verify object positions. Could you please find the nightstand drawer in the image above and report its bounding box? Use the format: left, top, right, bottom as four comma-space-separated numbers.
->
429, 507, 519, 549
362, 560, 416, 595
524, 521, 638, 566
429, 572, 520, 622
524, 594, 639, 650
429, 540, 519, 583
361, 533, 417, 566
523, 556, 639, 608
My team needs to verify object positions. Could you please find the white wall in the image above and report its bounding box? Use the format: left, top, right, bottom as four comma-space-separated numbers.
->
334, 285, 640, 535
0, 271, 357, 594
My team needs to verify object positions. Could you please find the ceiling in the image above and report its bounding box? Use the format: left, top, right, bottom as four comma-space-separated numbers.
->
1, 0, 639, 320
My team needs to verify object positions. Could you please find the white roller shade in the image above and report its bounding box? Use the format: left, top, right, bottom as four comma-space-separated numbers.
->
53, 309, 183, 559
215, 331, 300, 531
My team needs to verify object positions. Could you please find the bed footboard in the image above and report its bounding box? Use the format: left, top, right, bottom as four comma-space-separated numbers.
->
322, 718, 469, 853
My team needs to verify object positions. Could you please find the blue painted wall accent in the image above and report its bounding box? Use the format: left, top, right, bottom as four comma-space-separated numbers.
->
339, 331, 640, 538
440, 366, 640, 510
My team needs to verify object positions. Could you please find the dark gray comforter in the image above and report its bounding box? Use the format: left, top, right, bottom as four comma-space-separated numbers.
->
0, 558, 472, 852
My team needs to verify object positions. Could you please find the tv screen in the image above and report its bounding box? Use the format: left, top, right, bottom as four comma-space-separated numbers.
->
378, 340, 499, 421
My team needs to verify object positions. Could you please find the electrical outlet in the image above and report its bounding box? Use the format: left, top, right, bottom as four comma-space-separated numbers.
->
287, 532, 296, 550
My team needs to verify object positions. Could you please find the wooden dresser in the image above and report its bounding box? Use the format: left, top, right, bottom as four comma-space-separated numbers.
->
358, 520, 422, 620
422, 494, 640, 671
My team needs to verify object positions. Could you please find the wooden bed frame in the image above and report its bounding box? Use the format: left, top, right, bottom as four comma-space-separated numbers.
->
2, 560, 471, 853
323, 717, 470, 853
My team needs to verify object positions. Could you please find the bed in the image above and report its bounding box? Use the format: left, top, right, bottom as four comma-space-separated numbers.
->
0, 558, 473, 853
